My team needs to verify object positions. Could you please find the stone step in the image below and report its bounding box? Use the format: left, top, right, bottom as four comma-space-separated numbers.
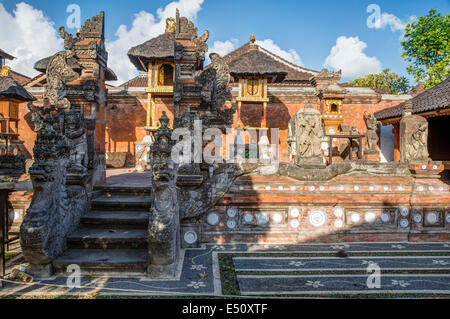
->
93, 185, 152, 197
67, 228, 148, 249
91, 196, 152, 211
81, 211, 149, 229
53, 249, 148, 274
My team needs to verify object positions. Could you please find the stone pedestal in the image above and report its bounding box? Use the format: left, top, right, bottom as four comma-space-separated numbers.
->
409, 163, 444, 179
106, 152, 127, 168
364, 151, 381, 162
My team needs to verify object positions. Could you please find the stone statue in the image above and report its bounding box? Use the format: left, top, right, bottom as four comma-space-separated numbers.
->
400, 114, 431, 163
62, 109, 88, 174
27, 103, 58, 132
365, 113, 379, 154
148, 112, 180, 278
193, 30, 210, 65
44, 28, 82, 109
289, 105, 325, 166
20, 122, 88, 276
196, 53, 231, 111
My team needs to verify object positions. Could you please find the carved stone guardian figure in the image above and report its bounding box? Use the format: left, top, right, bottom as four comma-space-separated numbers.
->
20, 120, 87, 276
61, 109, 88, 175
400, 103, 431, 164
365, 113, 379, 154
288, 105, 325, 166
148, 112, 180, 278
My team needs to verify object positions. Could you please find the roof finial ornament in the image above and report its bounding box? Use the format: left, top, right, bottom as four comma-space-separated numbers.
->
402, 100, 413, 117
249, 32, 257, 50
166, 17, 175, 33
0, 65, 11, 77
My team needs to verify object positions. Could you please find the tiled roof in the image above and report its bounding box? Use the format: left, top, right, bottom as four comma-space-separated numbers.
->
10, 70, 31, 86
121, 73, 148, 88
374, 77, 450, 120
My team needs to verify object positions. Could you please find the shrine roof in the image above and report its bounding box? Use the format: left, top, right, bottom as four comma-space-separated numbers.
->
0, 49, 15, 60
33, 55, 117, 82
374, 77, 450, 120
223, 42, 318, 83
127, 32, 175, 71
228, 48, 288, 81
0, 75, 36, 101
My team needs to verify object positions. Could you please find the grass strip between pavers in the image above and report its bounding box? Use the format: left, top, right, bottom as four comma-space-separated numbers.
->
218, 251, 450, 298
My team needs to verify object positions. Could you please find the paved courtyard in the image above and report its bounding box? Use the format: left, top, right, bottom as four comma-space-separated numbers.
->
1, 242, 450, 298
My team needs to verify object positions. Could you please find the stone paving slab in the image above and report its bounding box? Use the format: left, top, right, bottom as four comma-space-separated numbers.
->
237, 274, 450, 295
234, 256, 450, 271
1, 243, 450, 297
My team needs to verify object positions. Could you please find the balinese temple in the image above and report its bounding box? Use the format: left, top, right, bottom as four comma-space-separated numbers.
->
1, 11, 449, 280
375, 77, 450, 164
100, 25, 412, 166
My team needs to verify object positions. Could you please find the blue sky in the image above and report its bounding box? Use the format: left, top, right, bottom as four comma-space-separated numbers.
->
1, 0, 449, 84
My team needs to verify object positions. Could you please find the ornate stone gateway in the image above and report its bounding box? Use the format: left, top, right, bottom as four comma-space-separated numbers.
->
20, 12, 112, 276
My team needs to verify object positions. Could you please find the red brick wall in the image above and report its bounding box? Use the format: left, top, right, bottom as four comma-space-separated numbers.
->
17, 88, 408, 165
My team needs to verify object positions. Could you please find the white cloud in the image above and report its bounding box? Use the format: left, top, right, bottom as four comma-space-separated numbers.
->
205, 38, 238, 64
323, 36, 382, 81
256, 39, 303, 67
0, 2, 63, 77
208, 39, 238, 57
106, 0, 204, 83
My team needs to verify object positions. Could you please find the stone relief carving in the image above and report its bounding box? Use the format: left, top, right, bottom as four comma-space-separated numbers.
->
365, 113, 379, 154
289, 105, 325, 166
61, 109, 88, 174
20, 122, 88, 276
27, 103, 57, 132
400, 114, 431, 164
148, 112, 180, 278
195, 53, 232, 112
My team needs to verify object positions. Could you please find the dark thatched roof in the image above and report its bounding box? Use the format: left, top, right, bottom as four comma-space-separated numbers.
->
0, 49, 15, 60
228, 49, 288, 82
33, 56, 118, 82
222, 42, 317, 83
374, 77, 450, 120
0, 76, 35, 101
33, 56, 52, 73
128, 32, 175, 72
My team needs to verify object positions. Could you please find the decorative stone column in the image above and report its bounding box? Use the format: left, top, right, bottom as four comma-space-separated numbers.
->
148, 112, 179, 278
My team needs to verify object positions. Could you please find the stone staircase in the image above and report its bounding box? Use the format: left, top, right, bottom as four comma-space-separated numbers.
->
53, 185, 152, 275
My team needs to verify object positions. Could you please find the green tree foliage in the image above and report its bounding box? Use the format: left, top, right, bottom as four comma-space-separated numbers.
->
401, 9, 450, 89
346, 69, 411, 94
